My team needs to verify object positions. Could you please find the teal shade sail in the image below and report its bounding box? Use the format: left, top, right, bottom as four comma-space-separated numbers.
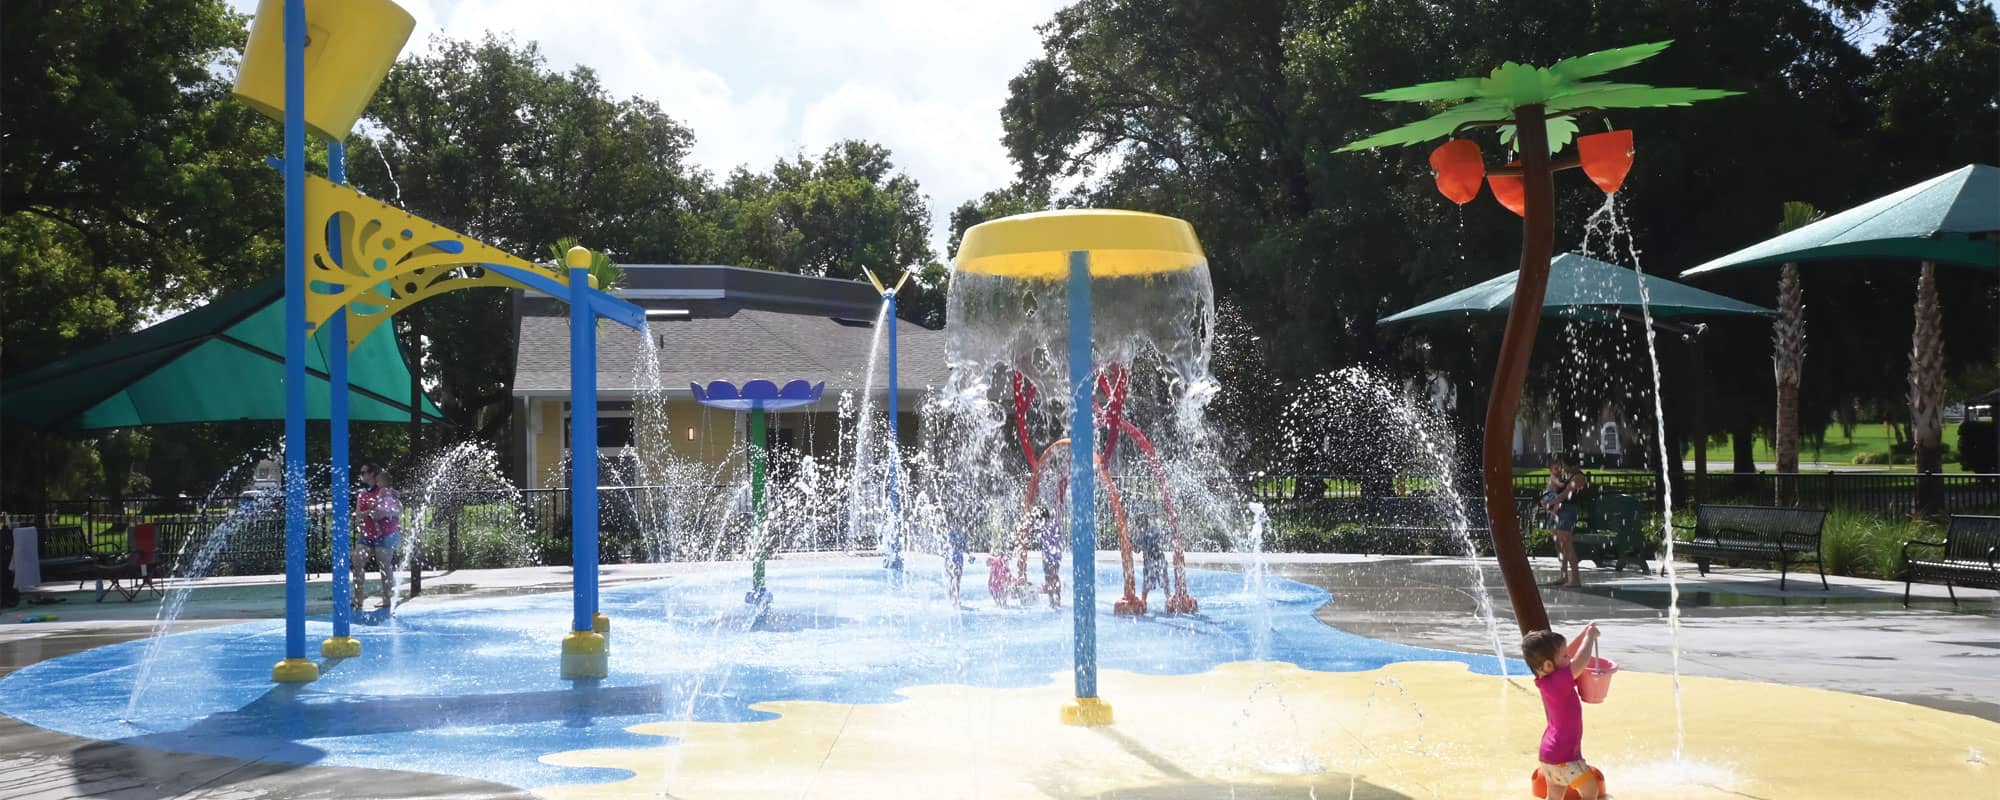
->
1, 274, 442, 430
1682, 165, 1999, 276
1381, 253, 1771, 325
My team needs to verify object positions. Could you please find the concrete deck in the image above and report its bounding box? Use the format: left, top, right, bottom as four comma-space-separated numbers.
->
2, 554, 1994, 798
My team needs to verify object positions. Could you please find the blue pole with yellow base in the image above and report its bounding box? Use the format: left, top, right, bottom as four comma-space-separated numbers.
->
1059, 249, 1111, 726
561, 247, 608, 680
949, 209, 1207, 727
322, 140, 361, 660
271, 0, 318, 685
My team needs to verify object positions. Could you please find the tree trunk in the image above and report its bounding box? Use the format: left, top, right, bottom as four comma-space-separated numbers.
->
1773, 262, 1805, 505
1732, 423, 1757, 474
1909, 261, 1946, 518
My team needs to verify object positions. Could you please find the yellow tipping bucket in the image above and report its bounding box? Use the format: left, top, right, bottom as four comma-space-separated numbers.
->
953, 209, 1206, 280
233, 0, 416, 141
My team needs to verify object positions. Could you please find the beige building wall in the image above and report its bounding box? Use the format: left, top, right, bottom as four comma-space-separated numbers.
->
527, 396, 748, 489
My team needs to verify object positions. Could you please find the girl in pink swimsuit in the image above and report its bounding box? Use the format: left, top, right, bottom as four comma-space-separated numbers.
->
1523, 623, 1603, 799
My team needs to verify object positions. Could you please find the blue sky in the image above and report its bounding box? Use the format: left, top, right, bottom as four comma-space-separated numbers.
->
229, 0, 1070, 253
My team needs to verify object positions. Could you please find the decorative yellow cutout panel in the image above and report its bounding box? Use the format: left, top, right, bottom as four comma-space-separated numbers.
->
303, 175, 567, 349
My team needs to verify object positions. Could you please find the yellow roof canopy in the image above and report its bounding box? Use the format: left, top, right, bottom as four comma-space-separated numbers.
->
953, 209, 1207, 280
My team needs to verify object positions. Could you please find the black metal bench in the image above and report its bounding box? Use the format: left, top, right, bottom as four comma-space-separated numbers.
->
1572, 493, 1653, 574
1351, 496, 1535, 556
1903, 514, 2000, 605
36, 525, 99, 583
1677, 504, 1828, 590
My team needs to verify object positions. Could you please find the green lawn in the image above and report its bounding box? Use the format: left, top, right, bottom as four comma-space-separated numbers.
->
1683, 421, 1966, 471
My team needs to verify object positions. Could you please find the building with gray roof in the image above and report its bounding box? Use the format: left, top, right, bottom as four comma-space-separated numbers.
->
509, 265, 946, 489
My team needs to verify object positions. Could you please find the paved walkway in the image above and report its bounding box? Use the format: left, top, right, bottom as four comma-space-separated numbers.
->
2, 554, 1994, 797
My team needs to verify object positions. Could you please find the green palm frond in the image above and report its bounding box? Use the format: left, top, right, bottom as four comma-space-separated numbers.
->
1547, 85, 1742, 112
1340, 41, 1737, 153
1362, 77, 1486, 103
1479, 62, 1563, 109
1548, 41, 1674, 82
1335, 98, 1513, 152
1497, 117, 1580, 152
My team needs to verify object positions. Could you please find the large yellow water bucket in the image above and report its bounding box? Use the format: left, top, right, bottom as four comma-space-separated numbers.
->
953, 209, 1206, 280
233, 0, 415, 141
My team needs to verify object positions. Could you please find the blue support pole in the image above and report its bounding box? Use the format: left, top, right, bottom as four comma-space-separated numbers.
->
883, 291, 902, 579
561, 260, 607, 679
570, 268, 599, 633
325, 141, 356, 654
1064, 250, 1112, 720
273, 0, 316, 683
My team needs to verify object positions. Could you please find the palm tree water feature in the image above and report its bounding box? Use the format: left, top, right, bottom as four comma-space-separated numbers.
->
1347, 42, 1738, 787
1342, 39, 1738, 639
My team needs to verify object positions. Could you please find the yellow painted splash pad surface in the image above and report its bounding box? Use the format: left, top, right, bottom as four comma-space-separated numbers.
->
537, 661, 1997, 799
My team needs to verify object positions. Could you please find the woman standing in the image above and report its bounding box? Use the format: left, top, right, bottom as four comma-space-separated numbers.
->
353, 464, 402, 609
1541, 454, 1589, 588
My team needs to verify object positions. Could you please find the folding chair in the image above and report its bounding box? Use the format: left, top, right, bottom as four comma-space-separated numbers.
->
96, 523, 163, 602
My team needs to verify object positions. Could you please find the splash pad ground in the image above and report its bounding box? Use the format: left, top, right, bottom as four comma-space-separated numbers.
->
1, 558, 1993, 798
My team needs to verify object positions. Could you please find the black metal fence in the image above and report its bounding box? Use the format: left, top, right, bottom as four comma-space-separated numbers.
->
1247, 470, 2000, 553
1690, 472, 2000, 518
13, 471, 1997, 576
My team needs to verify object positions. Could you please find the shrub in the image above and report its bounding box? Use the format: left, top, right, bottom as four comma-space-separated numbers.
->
1960, 419, 1997, 473
1852, 451, 1888, 466
1818, 510, 1939, 580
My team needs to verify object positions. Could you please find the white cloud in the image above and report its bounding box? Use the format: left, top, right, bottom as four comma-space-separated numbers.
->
230, 0, 1065, 255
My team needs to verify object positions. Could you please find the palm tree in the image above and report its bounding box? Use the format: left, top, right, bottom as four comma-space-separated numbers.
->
549, 237, 625, 291
1911, 260, 1947, 515
1342, 41, 1736, 633
1772, 202, 1819, 505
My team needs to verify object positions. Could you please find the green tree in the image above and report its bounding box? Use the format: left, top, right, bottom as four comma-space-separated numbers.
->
711, 141, 935, 280
1, 0, 283, 367
947, 183, 1051, 260
1867, 0, 2000, 179
1, 0, 284, 508
991, 0, 1971, 482
342, 35, 714, 441
712, 140, 944, 326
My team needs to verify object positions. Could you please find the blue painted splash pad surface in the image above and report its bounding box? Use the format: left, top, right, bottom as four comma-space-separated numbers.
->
0, 564, 1516, 789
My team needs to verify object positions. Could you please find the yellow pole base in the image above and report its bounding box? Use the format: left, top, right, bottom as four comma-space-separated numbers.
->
271, 657, 320, 683
560, 630, 608, 680
320, 636, 362, 658
1059, 696, 1114, 727
593, 612, 610, 649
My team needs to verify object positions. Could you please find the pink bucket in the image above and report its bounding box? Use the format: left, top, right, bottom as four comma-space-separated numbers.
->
1577, 656, 1618, 704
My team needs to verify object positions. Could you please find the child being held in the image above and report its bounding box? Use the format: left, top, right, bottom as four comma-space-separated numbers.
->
1522, 623, 1604, 799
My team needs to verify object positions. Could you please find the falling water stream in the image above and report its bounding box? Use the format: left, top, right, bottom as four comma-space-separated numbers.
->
125, 452, 284, 720
1584, 194, 1686, 763
844, 300, 893, 558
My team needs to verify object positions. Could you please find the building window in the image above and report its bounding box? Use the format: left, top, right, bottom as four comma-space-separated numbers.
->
564, 415, 635, 449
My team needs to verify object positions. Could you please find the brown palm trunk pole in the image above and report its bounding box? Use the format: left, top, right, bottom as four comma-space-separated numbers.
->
1480, 104, 1555, 635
